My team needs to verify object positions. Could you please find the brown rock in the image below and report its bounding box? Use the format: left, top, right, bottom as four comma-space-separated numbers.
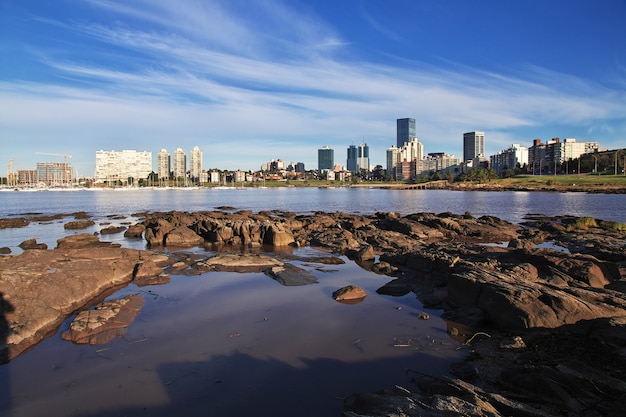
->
56, 233, 121, 249
18, 238, 48, 250
163, 226, 204, 247
61, 294, 145, 345
333, 285, 367, 302
124, 224, 145, 238
64, 220, 95, 230
99, 225, 126, 235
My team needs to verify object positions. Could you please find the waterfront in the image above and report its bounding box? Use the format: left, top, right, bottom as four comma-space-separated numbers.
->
1, 188, 625, 417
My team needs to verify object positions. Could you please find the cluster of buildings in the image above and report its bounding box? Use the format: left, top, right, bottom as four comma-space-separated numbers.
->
7, 117, 613, 187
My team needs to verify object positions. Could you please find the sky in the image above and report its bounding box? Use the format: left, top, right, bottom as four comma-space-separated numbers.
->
1, 0, 625, 176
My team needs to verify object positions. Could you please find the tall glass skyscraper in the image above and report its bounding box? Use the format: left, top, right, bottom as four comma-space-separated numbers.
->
346, 145, 358, 172
357, 143, 369, 171
318, 146, 334, 171
397, 118, 416, 147
463, 131, 485, 162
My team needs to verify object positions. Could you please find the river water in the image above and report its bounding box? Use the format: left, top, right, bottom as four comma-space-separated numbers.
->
0, 188, 624, 417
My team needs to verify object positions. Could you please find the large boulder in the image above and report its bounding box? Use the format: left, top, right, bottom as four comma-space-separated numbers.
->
163, 226, 204, 247
263, 224, 295, 246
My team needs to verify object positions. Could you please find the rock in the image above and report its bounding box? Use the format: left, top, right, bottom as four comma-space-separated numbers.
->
0, 218, 30, 229
133, 260, 164, 280
333, 285, 367, 302
376, 278, 412, 296
99, 225, 126, 235
265, 263, 319, 286
449, 361, 479, 381
0, 247, 10, 254
355, 245, 375, 262
0, 246, 164, 360
508, 238, 534, 250
418, 312, 430, 320
199, 253, 283, 273
124, 224, 145, 238
64, 220, 95, 230
163, 226, 204, 247
56, 233, 121, 249
18, 238, 48, 250
263, 225, 295, 246
61, 294, 145, 345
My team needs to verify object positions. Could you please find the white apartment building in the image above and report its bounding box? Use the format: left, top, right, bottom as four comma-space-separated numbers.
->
95, 150, 152, 184
418, 153, 461, 175
173, 148, 186, 179
387, 138, 424, 180
491, 144, 529, 174
189, 146, 203, 180
157, 149, 170, 180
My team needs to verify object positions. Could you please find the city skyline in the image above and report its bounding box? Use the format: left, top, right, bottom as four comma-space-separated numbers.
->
2, 1, 625, 175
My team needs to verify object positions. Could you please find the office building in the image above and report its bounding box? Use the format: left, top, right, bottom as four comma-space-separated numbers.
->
463, 131, 485, 162
189, 146, 203, 180
95, 150, 152, 184
157, 149, 170, 180
357, 143, 370, 171
173, 147, 186, 179
318, 146, 334, 171
347, 145, 358, 173
397, 118, 416, 148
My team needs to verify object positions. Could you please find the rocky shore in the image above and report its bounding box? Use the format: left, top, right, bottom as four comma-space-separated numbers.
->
1, 209, 625, 416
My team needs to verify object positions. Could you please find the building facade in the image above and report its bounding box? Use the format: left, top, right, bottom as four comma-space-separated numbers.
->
189, 146, 203, 180
528, 138, 599, 174
173, 148, 186, 179
397, 118, 416, 148
95, 150, 152, 184
157, 149, 170, 181
463, 131, 485, 162
347, 145, 358, 173
490, 144, 529, 174
357, 143, 369, 172
318, 146, 334, 172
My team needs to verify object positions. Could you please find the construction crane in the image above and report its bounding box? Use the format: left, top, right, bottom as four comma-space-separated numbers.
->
35, 152, 73, 186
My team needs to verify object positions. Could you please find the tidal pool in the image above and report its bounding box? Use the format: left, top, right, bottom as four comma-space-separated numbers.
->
0, 247, 466, 417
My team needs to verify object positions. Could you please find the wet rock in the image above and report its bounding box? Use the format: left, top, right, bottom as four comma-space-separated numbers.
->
0, 247, 10, 254
18, 238, 48, 250
163, 226, 204, 247
199, 253, 283, 273
61, 294, 145, 345
56, 233, 121, 249
265, 263, 319, 286
0, 218, 30, 229
100, 225, 126, 235
0, 246, 168, 360
333, 285, 367, 302
124, 224, 145, 238
376, 278, 412, 296
262, 224, 295, 246
64, 220, 95, 230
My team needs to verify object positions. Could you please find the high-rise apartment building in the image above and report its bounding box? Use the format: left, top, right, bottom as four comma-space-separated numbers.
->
36, 162, 74, 185
397, 118, 416, 148
491, 144, 529, 174
463, 131, 485, 162
157, 149, 171, 180
318, 146, 334, 172
173, 147, 186, 179
95, 150, 152, 184
189, 146, 203, 180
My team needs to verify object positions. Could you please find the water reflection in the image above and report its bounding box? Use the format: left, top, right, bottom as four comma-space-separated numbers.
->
0, 248, 465, 417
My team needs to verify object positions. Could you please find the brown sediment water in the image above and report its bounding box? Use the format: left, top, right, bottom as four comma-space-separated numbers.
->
0, 247, 466, 417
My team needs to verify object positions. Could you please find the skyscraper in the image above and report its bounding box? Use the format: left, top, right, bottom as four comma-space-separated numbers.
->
318, 146, 334, 171
397, 118, 416, 148
357, 143, 369, 171
463, 131, 485, 162
173, 147, 186, 179
347, 145, 358, 173
157, 149, 170, 181
189, 146, 203, 180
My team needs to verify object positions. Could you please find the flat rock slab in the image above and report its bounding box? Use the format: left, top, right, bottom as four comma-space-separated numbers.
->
265, 263, 319, 286
0, 246, 170, 361
333, 285, 367, 303
199, 253, 284, 273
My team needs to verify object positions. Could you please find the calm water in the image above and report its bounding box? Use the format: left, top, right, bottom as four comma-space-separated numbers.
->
0, 188, 624, 417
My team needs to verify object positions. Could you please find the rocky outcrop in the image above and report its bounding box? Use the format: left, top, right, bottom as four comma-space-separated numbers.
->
64, 220, 95, 230
18, 238, 48, 250
0, 239, 174, 361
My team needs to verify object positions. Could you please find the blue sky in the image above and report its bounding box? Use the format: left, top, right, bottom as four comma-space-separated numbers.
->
1, 0, 625, 175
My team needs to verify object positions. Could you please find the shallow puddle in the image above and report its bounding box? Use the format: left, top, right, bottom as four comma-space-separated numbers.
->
0, 247, 466, 417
